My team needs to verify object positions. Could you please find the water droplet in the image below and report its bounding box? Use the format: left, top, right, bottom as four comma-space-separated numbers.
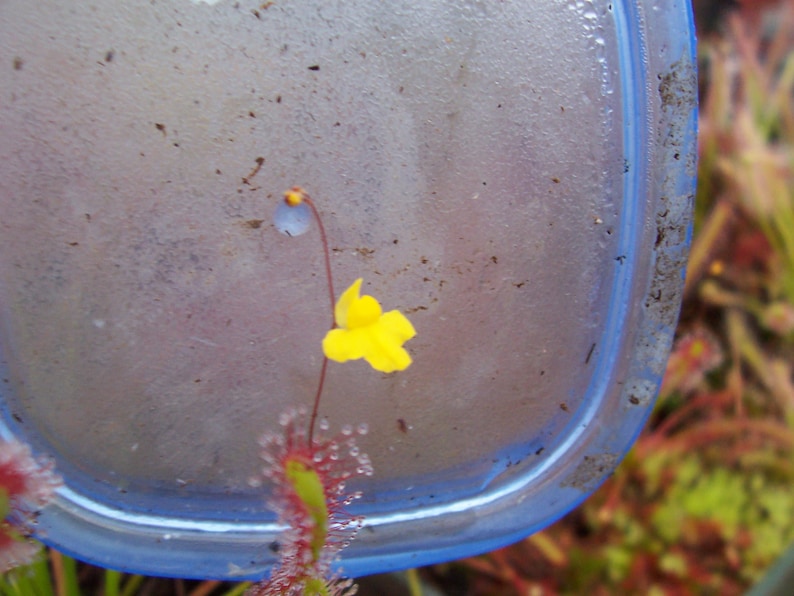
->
274, 200, 311, 237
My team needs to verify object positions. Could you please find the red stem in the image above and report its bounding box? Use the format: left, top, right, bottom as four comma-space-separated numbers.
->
301, 195, 336, 445
309, 357, 330, 446
303, 196, 336, 324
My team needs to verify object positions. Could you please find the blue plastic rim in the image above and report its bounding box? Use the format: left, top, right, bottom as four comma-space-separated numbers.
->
0, 0, 697, 580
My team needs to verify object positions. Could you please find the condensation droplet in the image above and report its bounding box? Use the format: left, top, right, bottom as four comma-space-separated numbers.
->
341, 424, 353, 436
274, 200, 311, 237
356, 423, 369, 435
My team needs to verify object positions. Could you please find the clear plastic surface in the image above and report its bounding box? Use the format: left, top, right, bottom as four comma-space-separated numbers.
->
0, 0, 697, 579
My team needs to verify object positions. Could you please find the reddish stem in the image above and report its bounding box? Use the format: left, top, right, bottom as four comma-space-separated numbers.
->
303, 196, 336, 325
309, 357, 330, 446
300, 194, 336, 445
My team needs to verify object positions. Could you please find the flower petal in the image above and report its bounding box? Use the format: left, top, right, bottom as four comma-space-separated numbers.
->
322, 328, 367, 363
362, 325, 413, 373
357, 315, 415, 373
347, 294, 382, 329
379, 310, 417, 342
334, 278, 363, 329
326, 278, 416, 372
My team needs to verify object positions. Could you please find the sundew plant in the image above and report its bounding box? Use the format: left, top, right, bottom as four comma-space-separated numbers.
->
0, 439, 61, 573
247, 187, 416, 595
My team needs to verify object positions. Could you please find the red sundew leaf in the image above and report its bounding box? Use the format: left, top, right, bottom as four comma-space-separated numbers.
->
0, 440, 61, 573
247, 409, 373, 595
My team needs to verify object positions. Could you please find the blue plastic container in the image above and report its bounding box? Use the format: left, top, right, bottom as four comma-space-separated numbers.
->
0, 0, 696, 580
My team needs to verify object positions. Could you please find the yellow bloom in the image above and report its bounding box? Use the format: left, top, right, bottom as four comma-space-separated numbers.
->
283, 186, 308, 207
322, 278, 416, 373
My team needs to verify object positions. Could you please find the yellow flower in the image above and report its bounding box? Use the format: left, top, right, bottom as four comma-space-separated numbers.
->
322, 279, 416, 373
283, 186, 308, 207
